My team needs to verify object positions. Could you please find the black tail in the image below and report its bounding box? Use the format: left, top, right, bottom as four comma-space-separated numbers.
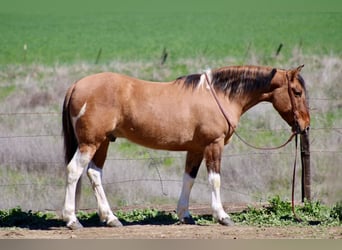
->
62, 84, 78, 164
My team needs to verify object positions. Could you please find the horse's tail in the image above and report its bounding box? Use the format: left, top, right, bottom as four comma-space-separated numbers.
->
62, 83, 78, 164
62, 83, 83, 210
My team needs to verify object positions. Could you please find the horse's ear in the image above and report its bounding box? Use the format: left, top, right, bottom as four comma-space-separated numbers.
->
296, 64, 304, 72
289, 64, 304, 81
270, 68, 277, 79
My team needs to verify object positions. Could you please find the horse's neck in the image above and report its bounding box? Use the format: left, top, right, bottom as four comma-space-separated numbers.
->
233, 89, 268, 115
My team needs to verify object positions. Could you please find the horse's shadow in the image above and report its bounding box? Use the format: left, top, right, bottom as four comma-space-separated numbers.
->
79, 212, 179, 227
0, 208, 65, 230
0, 209, 211, 229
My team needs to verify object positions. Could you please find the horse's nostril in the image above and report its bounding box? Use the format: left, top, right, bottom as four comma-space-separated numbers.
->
303, 126, 310, 134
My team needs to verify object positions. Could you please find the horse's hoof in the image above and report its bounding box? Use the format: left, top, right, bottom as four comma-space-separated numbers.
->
106, 219, 123, 227
67, 220, 84, 230
218, 217, 235, 226
180, 216, 196, 225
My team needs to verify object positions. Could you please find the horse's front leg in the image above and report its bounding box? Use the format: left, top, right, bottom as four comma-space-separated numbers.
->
177, 151, 203, 224
204, 142, 234, 226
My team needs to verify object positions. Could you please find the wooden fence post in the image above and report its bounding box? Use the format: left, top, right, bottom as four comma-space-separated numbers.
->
300, 131, 311, 202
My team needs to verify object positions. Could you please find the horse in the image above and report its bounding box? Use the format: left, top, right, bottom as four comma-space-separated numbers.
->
62, 65, 310, 229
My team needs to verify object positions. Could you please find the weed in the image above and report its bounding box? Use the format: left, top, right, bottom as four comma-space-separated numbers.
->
231, 196, 341, 226
115, 209, 177, 225
0, 197, 340, 228
331, 201, 342, 221
0, 207, 63, 229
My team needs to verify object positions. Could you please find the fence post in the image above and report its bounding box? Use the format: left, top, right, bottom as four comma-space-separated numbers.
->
95, 48, 102, 64
300, 131, 311, 202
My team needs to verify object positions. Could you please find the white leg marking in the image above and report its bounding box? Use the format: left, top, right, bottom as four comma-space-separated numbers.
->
62, 149, 91, 227
208, 171, 230, 220
71, 102, 87, 130
87, 162, 118, 224
177, 173, 195, 219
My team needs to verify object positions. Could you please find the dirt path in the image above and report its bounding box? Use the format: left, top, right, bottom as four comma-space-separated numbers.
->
1, 203, 341, 239
1, 225, 341, 239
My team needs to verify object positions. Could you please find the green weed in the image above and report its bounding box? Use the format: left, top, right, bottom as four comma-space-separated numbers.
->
116, 209, 177, 225
231, 196, 342, 226
0, 207, 63, 229
1, 197, 340, 228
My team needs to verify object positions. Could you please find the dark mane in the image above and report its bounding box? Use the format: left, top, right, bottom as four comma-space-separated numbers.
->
212, 66, 277, 98
297, 73, 308, 104
176, 73, 201, 88
176, 66, 277, 98
297, 74, 307, 92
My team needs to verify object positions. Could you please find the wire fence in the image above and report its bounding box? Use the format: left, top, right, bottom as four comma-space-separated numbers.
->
0, 97, 341, 210
0, 98, 341, 163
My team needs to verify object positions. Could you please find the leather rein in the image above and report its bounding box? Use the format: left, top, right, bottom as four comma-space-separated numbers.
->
204, 71, 302, 222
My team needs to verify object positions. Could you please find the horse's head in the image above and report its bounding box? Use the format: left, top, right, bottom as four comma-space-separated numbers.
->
270, 65, 310, 134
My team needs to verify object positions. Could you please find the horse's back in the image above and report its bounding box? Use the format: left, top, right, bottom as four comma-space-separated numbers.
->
69, 72, 129, 112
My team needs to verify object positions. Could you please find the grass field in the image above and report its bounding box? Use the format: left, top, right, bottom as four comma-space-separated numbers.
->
1, 5, 341, 66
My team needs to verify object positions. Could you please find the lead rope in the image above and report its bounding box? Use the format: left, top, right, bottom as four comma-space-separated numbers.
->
204, 71, 302, 222
204, 72, 296, 150
286, 73, 303, 222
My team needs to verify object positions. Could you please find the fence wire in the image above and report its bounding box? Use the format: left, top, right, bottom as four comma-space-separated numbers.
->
0, 99, 341, 210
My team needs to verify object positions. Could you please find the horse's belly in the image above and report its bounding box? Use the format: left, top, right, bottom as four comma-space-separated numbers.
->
114, 125, 195, 151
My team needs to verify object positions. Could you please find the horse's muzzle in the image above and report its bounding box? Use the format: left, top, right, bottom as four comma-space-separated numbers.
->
292, 121, 310, 135
302, 125, 310, 135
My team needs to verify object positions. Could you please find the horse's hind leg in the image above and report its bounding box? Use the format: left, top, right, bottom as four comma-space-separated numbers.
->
87, 139, 122, 227
177, 151, 203, 224
63, 144, 96, 229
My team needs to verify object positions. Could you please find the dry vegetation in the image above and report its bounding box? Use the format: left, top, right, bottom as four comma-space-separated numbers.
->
0, 53, 341, 212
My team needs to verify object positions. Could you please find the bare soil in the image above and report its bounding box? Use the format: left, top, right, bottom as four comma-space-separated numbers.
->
1, 204, 341, 239
1, 225, 341, 239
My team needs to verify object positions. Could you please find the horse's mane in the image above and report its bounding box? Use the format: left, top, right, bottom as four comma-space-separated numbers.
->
175, 65, 306, 98
175, 66, 276, 98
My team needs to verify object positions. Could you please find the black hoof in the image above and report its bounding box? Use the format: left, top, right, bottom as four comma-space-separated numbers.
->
180, 216, 196, 225
218, 217, 235, 226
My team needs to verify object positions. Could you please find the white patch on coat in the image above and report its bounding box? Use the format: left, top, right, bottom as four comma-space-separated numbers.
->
87, 162, 119, 223
208, 171, 230, 220
177, 173, 195, 219
198, 68, 212, 90
72, 102, 87, 130
62, 148, 91, 226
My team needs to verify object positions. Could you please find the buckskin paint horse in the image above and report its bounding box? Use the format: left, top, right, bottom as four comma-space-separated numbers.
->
62, 65, 310, 229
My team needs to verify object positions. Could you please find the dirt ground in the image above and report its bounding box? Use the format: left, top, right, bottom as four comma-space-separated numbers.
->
1, 225, 341, 239
1, 204, 341, 239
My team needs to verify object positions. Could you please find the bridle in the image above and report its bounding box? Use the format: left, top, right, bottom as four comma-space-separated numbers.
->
204, 70, 303, 222
204, 72, 300, 149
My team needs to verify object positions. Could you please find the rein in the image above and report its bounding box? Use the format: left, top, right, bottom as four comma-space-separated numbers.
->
204, 71, 302, 222
204, 72, 296, 150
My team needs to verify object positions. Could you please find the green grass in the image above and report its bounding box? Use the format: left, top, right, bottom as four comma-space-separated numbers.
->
232, 196, 342, 226
1, 9, 341, 65
0, 197, 340, 228
0, 85, 16, 101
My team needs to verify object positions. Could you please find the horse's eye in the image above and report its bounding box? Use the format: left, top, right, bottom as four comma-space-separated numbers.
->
293, 88, 302, 97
